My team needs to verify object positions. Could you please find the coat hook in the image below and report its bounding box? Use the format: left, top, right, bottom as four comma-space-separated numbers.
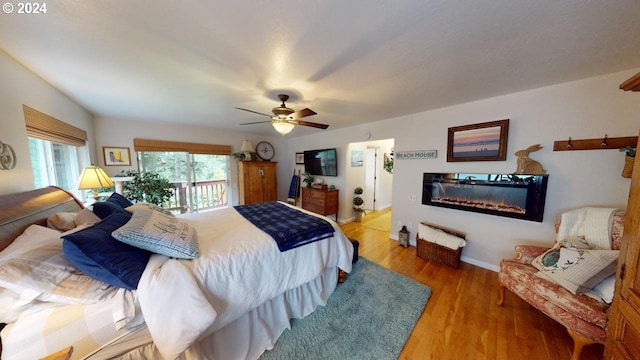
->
566, 137, 572, 148
601, 134, 608, 147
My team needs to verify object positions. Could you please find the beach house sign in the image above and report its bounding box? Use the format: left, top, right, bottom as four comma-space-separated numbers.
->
396, 150, 437, 160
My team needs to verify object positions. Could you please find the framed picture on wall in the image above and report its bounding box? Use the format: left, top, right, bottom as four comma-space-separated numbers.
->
351, 150, 364, 167
447, 119, 509, 162
103, 146, 131, 166
295, 152, 304, 165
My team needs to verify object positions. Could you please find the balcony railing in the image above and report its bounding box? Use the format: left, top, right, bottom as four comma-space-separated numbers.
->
165, 179, 227, 213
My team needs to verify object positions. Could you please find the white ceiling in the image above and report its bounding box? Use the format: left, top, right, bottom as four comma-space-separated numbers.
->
2, 0, 640, 137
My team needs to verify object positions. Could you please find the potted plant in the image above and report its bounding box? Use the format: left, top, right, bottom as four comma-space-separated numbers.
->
353, 187, 365, 222
620, 146, 636, 178
302, 172, 314, 188
384, 148, 394, 174
118, 170, 174, 205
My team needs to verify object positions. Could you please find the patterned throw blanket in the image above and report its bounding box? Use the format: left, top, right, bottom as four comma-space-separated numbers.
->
234, 201, 334, 252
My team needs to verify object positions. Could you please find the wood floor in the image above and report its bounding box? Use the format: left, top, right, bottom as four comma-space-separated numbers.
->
339, 208, 604, 360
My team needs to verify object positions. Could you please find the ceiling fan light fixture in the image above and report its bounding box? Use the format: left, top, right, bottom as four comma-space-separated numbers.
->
272, 121, 295, 136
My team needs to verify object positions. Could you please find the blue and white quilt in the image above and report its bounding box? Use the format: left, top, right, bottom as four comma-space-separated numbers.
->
234, 201, 335, 251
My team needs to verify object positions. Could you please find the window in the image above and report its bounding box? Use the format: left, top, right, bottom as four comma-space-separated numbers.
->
29, 138, 81, 191
133, 138, 232, 213
23, 105, 88, 198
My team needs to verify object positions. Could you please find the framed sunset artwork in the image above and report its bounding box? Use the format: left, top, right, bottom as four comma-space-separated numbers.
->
447, 119, 509, 162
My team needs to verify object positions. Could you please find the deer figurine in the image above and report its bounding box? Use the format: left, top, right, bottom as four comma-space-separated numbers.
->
515, 144, 546, 174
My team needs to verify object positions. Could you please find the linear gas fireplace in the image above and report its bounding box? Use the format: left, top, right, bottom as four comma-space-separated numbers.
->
422, 173, 549, 222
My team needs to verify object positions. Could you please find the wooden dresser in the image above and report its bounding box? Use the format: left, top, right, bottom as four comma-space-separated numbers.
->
301, 187, 338, 220
238, 161, 277, 205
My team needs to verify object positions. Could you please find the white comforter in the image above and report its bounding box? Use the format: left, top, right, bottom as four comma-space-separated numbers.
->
137, 203, 354, 359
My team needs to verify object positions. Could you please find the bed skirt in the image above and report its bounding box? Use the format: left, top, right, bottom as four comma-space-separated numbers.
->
88, 266, 339, 360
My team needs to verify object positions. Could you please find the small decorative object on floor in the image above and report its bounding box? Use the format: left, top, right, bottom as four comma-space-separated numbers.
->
398, 225, 409, 247
353, 187, 365, 222
416, 222, 466, 269
514, 144, 546, 174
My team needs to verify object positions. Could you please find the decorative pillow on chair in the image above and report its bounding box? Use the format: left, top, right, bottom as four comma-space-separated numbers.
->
533, 246, 619, 294
112, 207, 199, 259
92, 193, 134, 219
63, 209, 151, 290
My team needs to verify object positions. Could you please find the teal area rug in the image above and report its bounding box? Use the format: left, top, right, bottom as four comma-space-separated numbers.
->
260, 258, 432, 360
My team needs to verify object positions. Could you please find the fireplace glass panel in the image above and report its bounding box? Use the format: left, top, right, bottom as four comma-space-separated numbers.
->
422, 173, 549, 222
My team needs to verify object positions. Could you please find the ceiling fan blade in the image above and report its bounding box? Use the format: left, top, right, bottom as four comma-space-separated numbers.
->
235, 107, 272, 117
292, 120, 329, 129
240, 120, 273, 125
289, 108, 317, 120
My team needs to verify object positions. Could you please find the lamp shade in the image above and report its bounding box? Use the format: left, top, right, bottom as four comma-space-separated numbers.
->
76, 164, 115, 200
272, 121, 295, 136
240, 140, 254, 152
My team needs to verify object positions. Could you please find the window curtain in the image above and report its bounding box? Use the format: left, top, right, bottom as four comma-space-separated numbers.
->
23, 105, 87, 147
133, 138, 232, 156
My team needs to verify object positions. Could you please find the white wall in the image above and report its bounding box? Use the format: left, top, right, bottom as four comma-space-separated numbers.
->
0, 50, 95, 194
289, 68, 640, 271
92, 116, 289, 205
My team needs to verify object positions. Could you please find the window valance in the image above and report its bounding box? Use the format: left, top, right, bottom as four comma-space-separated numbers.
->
133, 138, 232, 156
23, 105, 87, 147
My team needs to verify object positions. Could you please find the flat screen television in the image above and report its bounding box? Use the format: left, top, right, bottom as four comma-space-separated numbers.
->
304, 148, 338, 176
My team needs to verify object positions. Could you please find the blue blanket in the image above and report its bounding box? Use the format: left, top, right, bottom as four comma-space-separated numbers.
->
234, 202, 335, 252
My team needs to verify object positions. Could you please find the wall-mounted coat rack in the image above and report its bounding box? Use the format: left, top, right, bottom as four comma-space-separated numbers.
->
553, 135, 638, 151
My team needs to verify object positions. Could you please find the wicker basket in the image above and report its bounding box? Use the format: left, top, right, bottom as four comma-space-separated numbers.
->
416, 222, 465, 269
622, 155, 634, 178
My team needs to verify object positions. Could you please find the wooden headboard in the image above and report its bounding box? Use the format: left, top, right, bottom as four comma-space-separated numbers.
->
0, 186, 83, 251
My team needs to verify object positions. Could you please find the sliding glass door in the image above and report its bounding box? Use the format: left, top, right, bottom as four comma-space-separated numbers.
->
138, 151, 229, 213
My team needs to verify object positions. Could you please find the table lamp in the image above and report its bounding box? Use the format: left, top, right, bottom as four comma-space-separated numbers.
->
240, 140, 254, 161
76, 164, 115, 201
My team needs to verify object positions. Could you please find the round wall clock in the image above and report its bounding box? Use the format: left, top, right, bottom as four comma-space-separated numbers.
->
255, 141, 275, 161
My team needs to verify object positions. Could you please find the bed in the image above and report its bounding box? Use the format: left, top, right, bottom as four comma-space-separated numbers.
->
0, 186, 354, 359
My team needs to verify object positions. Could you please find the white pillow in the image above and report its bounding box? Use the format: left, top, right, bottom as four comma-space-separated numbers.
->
47, 212, 77, 231
74, 208, 101, 227
592, 274, 616, 303
112, 207, 199, 259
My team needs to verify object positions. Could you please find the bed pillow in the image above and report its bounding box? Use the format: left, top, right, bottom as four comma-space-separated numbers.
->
75, 208, 101, 227
125, 202, 175, 217
62, 210, 151, 290
106, 192, 134, 208
92, 193, 134, 219
533, 247, 619, 294
47, 212, 77, 231
0, 242, 116, 305
112, 207, 199, 259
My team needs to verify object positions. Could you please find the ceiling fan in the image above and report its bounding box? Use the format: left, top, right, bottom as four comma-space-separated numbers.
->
236, 94, 329, 135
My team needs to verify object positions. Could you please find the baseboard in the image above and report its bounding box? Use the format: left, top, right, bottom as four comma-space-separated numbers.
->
460, 256, 500, 272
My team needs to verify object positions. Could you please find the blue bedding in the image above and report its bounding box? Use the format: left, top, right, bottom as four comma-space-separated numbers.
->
234, 201, 334, 252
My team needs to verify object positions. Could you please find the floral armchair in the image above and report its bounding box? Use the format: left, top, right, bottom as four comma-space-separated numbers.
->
497, 210, 624, 360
